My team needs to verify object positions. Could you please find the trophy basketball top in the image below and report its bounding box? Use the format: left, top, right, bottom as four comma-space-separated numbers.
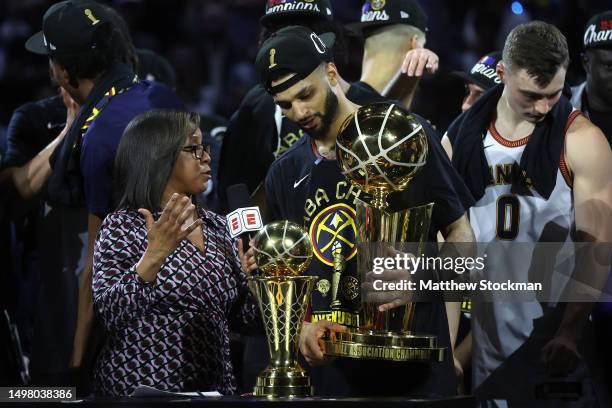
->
336, 102, 428, 209
252, 220, 313, 277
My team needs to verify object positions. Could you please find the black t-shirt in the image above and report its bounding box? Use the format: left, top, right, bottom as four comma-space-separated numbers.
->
345, 80, 389, 106
0, 95, 86, 378
1, 95, 66, 220
265, 111, 473, 397
216, 82, 387, 213
2, 95, 66, 170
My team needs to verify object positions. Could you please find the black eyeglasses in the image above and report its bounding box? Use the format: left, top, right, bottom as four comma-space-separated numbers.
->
182, 144, 211, 160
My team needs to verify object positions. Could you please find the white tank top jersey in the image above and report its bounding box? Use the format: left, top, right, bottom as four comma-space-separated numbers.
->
470, 110, 582, 390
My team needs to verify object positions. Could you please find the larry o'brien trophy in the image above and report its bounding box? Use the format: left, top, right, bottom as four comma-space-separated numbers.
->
323, 102, 446, 362
249, 220, 317, 398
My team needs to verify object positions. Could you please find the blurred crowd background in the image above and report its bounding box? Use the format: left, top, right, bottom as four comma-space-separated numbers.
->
0, 0, 610, 141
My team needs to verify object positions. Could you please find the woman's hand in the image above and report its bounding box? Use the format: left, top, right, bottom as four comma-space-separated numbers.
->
136, 194, 202, 282
238, 237, 258, 274
139, 194, 201, 259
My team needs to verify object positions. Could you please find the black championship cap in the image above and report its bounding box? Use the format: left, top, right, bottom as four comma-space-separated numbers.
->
352, 0, 428, 33
25, 0, 114, 56
255, 25, 335, 94
260, 0, 333, 27
583, 10, 612, 49
453, 52, 502, 91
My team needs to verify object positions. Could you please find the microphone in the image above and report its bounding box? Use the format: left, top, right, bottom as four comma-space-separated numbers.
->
226, 184, 263, 249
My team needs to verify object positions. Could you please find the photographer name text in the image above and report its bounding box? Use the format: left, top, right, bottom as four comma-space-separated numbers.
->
373, 279, 543, 292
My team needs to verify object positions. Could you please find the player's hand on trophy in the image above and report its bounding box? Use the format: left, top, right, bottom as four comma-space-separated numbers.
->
362, 246, 416, 312
238, 237, 258, 274
401, 47, 439, 76
541, 331, 581, 377
363, 269, 414, 312
139, 194, 202, 261
299, 320, 347, 366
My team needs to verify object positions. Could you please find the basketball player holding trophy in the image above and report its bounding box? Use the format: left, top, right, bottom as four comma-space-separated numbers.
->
252, 26, 475, 397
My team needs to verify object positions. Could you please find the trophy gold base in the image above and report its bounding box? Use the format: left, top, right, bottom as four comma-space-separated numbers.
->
253, 367, 313, 398
250, 274, 317, 399
323, 329, 446, 362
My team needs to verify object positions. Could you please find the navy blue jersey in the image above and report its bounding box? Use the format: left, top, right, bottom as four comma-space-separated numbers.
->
80, 81, 183, 217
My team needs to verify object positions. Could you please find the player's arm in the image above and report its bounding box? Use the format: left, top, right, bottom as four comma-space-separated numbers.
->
441, 133, 453, 160
7, 128, 67, 199
567, 117, 612, 253
444, 301, 460, 349
441, 212, 473, 243
70, 213, 102, 368
383, 48, 439, 109
2, 89, 78, 199
444, 301, 464, 384
439, 130, 470, 386
564, 118, 612, 323
542, 117, 612, 375
440, 212, 473, 347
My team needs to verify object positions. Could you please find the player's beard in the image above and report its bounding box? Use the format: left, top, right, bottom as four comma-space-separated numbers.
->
306, 87, 339, 140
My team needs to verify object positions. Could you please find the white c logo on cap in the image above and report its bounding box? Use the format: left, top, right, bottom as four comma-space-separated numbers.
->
310, 33, 327, 54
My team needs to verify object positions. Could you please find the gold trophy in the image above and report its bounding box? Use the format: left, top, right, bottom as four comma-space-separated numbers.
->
250, 220, 317, 398
323, 102, 446, 362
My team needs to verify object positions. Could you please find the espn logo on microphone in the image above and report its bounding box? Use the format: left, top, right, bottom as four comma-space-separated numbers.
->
226, 207, 262, 238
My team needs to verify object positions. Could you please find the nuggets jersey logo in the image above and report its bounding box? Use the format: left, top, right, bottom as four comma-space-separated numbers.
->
309, 203, 357, 266
305, 160, 361, 327
470, 119, 574, 244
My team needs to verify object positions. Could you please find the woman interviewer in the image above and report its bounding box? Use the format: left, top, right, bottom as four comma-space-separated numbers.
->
91, 110, 258, 396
